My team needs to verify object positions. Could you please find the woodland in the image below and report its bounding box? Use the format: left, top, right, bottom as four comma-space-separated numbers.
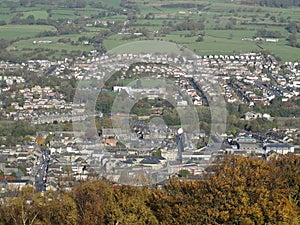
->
0, 155, 299, 225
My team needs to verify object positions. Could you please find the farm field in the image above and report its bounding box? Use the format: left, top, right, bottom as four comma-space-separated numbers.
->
0, 0, 299, 62
0, 25, 56, 40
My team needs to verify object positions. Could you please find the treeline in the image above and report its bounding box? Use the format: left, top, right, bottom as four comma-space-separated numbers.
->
18, 0, 122, 9
19, 0, 86, 8
160, 3, 208, 9
0, 155, 299, 224
241, 0, 300, 7
256, 28, 283, 38
0, 121, 35, 146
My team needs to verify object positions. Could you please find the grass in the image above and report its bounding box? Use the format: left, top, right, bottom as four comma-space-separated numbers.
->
0, 14, 13, 23
104, 29, 300, 62
101, 0, 122, 8
84, 27, 111, 32
0, 0, 299, 62
104, 15, 127, 20
134, 19, 165, 26
106, 38, 185, 55
259, 42, 300, 62
205, 30, 256, 39
12, 34, 94, 51
51, 9, 77, 20
21, 10, 48, 20
9, 33, 95, 60
15, 6, 41, 12
103, 35, 132, 51
0, 7, 11, 13
76, 8, 105, 17
188, 36, 260, 54
102, 0, 300, 62
0, 25, 57, 40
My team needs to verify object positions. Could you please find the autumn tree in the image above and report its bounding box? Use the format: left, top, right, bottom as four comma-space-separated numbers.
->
198, 156, 299, 224
148, 156, 299, 224
0, 186, 39, 225
148, 178, 206, 225
270, 155, 300, 213
71, 179, 113, 225
36, 135, 45, 146
105, 185, 158, 225
1, 157, 299, 225
0, 187, 78, 225
34, 191, 78, 225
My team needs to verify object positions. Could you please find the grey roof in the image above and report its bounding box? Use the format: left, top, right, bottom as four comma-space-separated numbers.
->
266, 143, 293, 148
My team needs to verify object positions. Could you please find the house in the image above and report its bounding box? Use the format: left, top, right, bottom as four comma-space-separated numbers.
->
1, 179, 31, 192
265, 38, 279, 43
238, 143, 263, 154
47, 181, 58, 191
243, 111, 262, 120
265, 143, 294, 155
105, 138, 117, 147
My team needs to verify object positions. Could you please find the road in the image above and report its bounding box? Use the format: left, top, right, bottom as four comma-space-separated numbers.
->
34, 149, 50, 193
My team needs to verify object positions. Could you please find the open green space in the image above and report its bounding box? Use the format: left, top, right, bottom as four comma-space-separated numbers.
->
0, 0, 298, 62
51, 9, 77, 20
188, 36, 260, 54
21, 10, 48, 20
13, 36, 92, 51
9, 33, 94, 60
101, 0, 122, 8
0, 25, 57, 40
75, 8, 105, 17
103, 35, 134, 51
0, 14, 13, 23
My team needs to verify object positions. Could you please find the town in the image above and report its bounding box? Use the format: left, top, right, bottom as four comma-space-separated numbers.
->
1, 0, 300, 223
0, 48, 300, 195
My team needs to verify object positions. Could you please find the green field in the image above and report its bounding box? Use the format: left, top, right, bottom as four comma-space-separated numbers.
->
102, 0, 300, 62
13, 36, 91, 51
0, 0, 299, 62
76, 9, 105, 17
101, 0, 122, 8
9, 34, 94, 60
0, 25, 57, 40
14, 34, 94, 46
103, 39, 132, 51
21, 10, 48, 20
51, 9, 78, 20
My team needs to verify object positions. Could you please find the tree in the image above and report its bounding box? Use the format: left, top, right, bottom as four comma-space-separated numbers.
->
270, 155, 300, 211
105, 185, 158, 225
286, 21, 300, 34
148, 178, 205, 224
196, 35, 204, 42
19, 0, 29, 6
148, 156, 299, 224
26, 15, 35, 25
0, 188, 78, 225
0, 20, 6, 26
0, 186, 39, 225
72, 180, 113, 225
287, 34, 298, 47
36, 135, 45, 146
62, 165, 74, 182
45, 134, 53, 146
199, 156, 299, 224
35, 191, 78, 225
178, 170, 190, 178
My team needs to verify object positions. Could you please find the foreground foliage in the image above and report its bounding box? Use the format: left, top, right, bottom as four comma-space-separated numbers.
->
0, 155, 299, 225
